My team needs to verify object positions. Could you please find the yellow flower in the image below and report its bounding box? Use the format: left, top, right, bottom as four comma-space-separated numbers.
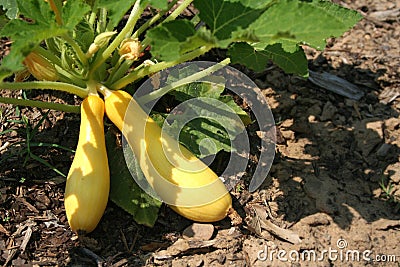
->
119, 38, 142, 61
23, 52, 58, 81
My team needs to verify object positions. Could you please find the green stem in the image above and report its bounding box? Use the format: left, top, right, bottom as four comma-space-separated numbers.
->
0, 97, 80, 113
35, 46, 62, 68
105, 0, 180, 85
138, 58, 231, 103
0, 81, 88, 98
99, 8, 108, 32
105, 58, 131, 86
132, 0, 179, 39
62, 34, 88, 68
164, 0, 194, 23
88, 11, 97, 29
54, 66, 87, 87
110, 45, 214, 90
48, 0, 64, 25
89, 0, 143, 78
35, 46, 86, 87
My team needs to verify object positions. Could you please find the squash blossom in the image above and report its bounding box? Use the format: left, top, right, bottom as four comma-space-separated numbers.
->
23, 52, 59, 81
119, 38, 142, 61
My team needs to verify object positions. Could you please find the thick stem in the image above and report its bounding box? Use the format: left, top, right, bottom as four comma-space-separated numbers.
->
0, 81, 88, 98
89, 0, 143, 78
111, 45, 214, 90
0, 97, 80, 113
138, 58, 231, 103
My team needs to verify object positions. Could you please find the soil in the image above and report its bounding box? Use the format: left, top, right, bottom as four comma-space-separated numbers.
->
1, 0, 400, 266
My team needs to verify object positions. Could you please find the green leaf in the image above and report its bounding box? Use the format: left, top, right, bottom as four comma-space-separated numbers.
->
145, 0, 169, 10
194, 0, 263, 45
0, 0, 69, 73
74, 19, 95, 52
228, 42, 308, 76
249, 0, 363, 52
62, 0, 91, 30
225, 0, 274, 9
106, 131, 161, 227
147, 19, 212, 61
95, 0, 136, 30
0, 0, 18, 19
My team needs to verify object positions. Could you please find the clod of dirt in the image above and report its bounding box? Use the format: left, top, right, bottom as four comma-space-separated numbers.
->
320, 101, 338, 121
182, 223, 214, 240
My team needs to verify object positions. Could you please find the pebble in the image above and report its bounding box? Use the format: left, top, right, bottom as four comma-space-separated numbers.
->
320, 101, 337, 121
182, 223, 214, 240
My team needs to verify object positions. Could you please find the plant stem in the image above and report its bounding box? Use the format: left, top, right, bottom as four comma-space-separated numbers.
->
138, 58, 231, 103
111, 45, 214, 90
62, 34, 88, 68
89, 0, 143, 78
55, 66, 87, 87
48, 0, 64, 25
35, 46, 86, 87
132, 0, 179, 39
0, 97, 80, 113
35, 46, 62, 68
88, 11, 97, 29
99, 8, 108, 32
105, 58, 131, 86
164, 0, 194, 23
0, 81, 88, 98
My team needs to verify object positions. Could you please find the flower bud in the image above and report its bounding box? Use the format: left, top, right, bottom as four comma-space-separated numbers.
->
23, 52, 58, 81
86, 31, 117, 58
119, 38, 142, 61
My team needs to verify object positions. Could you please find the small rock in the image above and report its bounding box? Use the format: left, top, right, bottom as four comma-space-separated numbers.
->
182, 223, 214, 240
384, 162, 400, 183
376, 143, 391, 158
320, 101, 338, 121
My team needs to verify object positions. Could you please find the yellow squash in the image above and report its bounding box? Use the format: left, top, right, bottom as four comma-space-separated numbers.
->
103, 89, 231, 222
64, 95, 110, 233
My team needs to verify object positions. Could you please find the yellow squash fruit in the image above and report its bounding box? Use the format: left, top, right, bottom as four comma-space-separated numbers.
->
103, 89, 232, 222
64, 95, 110, 233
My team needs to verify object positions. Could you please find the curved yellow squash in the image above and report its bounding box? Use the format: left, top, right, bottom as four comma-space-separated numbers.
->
103, 90, 231, 222
65, 95, 110, 233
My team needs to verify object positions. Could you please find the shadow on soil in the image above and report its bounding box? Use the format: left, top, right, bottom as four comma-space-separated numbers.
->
249, 57, 400, 230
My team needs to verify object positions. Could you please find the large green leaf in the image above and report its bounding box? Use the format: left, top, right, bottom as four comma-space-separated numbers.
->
228, 42, 308, 76
194, 0, 262, 45
0, 0, 90, 75
95, 0, 136, 30
0, 0, 18, 19
147, 20, 195, 61
106, 131, 161, 227
146, 19, 215, 61
0, 23, 67, 75
62, 0, 91, 31
248, 0, 362, 52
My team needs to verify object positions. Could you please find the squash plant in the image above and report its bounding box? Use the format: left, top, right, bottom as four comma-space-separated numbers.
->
0, 0, 362, 230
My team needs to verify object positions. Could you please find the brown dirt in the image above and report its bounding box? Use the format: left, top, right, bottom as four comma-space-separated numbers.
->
1, 1, 400, 266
